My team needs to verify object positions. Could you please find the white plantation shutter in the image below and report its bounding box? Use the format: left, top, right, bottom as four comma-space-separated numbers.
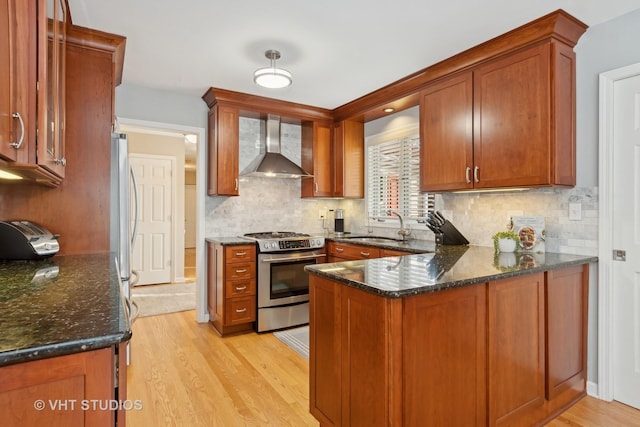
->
367, 135, 429, 221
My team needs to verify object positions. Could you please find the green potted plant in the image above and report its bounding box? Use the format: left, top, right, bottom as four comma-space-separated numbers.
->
492, 230, 520, 253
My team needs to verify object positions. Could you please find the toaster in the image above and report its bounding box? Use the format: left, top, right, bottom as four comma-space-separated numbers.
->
0, 220, 60, 260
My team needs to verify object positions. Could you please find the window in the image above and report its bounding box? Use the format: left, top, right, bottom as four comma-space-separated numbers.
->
367, 134, 431, 223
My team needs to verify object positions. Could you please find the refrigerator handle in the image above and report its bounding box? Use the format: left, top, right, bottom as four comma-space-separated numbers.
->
130, 166, 139, 248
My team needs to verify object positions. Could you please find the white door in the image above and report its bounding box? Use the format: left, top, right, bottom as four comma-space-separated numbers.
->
131, 154, 173, 286
612, 72, 640, 409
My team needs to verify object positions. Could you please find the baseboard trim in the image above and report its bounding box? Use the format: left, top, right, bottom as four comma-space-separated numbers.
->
587, 381, 599, 398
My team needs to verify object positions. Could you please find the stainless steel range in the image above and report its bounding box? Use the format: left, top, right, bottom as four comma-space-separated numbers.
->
243, 232, 325, 332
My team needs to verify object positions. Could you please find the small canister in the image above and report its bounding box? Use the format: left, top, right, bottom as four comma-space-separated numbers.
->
334, 209, 345, 236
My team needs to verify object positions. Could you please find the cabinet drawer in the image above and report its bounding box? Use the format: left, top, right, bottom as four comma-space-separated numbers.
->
225, 296, 256, 325
380, 249, 412, 257
225, 279, 256, 297
225, 261, 255, 280
328, 242, 381, 260
225, 245, 256, 263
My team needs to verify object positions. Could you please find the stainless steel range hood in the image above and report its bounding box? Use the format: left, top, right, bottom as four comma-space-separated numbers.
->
241, 114, 313, 178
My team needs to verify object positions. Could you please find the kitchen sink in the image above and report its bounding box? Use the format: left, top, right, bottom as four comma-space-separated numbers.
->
342, 236, 404, 244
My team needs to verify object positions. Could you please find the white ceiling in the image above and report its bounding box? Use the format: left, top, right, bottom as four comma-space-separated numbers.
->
68, 0, 640, 110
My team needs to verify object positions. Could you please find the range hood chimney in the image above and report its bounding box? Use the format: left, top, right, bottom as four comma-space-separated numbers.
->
241, 115, 312, 178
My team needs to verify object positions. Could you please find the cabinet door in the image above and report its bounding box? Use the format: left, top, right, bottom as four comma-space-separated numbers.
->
309, 275, 342, 426
404, 284, 486, 426
546, 265, 588, 399
37, 0, 67, 178
473, 44, 551, 188
208, 104, 239, 196
334, 120, 364, 198
488, 273, 545, 426
0, 0, 15, 162
420, 72, 473, 191
301, 120, 332, 197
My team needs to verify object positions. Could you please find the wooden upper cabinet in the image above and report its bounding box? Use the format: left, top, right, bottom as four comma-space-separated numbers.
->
207, 103, 239, 196
301, 120, 333, 198
421, 40, 577, 192
37, 0, 67, 178
473, 43, 551, 189
333, 119, 364, 198
420, 73, 473, 191
0, 0, 15, 162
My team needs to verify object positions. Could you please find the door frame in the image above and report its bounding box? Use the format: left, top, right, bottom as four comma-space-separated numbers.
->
117, 117, 209, 323
597, 61, 640, 401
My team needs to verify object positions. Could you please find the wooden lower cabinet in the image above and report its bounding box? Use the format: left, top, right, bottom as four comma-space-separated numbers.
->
207, 242, 257, 336
488, 273, 546, 426
310, 275, 486, 426
0, 345, 127, 427
327, 241, 381, 262
309, 264, 589, 426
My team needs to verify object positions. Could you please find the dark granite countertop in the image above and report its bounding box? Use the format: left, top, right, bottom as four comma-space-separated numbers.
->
327, 235, 436, 254
306, 245, 598, 298
0, 253, 132, 367
205, 236, 256, 245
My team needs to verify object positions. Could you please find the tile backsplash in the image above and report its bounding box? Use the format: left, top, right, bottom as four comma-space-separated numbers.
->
205, 116, 598, 256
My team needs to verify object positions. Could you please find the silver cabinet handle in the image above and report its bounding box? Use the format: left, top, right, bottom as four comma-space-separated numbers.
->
465, 166, 471, 184
235, 268, 247, 274
235, 307, 247, 313
235, 178, 238, 191
55, 157, 66, 166
11, 112, 25, 149
474, 166, 479, 183
235, 285, 247, 291
360, 251, 370, 257
336, 247, 344, 253
235, 251, 246, 256
314, 182, 318, 194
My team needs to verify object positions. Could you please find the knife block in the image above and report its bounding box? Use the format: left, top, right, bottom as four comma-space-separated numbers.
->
435, 220, 469, 246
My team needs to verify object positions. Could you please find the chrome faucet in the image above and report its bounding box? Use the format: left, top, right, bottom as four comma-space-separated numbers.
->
387, 210, 412, 241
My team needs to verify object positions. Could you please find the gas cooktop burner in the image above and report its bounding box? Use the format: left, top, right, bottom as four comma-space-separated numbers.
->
244, 231, 310, 240
242, 231, 324, 253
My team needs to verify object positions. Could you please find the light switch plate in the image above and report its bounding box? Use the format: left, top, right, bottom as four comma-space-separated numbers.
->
569, 203, 582, 221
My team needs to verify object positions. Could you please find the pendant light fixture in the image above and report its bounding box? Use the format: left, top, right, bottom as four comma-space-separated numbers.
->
254, 49, 292, 89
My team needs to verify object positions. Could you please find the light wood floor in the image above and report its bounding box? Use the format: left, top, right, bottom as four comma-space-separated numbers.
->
127, 310, 640, 426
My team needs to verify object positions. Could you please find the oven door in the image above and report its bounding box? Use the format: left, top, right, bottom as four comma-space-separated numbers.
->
257, 249, 326, 308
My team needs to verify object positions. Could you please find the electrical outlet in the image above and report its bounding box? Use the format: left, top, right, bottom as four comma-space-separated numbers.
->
318, 210, 325, 220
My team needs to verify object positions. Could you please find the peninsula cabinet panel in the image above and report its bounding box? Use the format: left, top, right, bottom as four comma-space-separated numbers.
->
301, 120, 333, 197
545, 265, 588, 400
488, 272, 546, 426
309, 276, 341, 426
404, 284, 486, 426
207, 104, 239, 196
341, 285, 399, 427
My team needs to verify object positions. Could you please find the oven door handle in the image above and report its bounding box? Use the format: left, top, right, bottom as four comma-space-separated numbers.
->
261, 253, 326, 263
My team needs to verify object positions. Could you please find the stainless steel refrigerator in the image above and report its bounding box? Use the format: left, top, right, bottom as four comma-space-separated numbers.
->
110, 133, 138, 362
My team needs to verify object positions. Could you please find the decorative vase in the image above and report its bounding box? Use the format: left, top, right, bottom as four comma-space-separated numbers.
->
497, 238, 517, 253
